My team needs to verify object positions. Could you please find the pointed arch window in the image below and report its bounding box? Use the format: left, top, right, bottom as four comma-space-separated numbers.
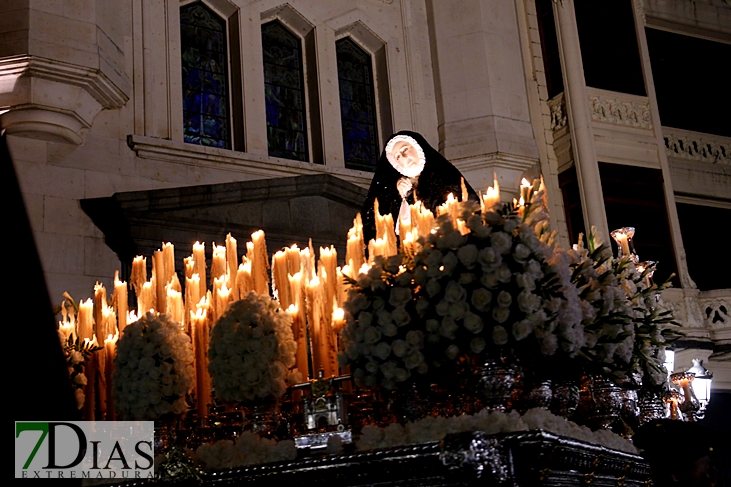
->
336, 38, 379, 171
180, 2, 231, 149
261, 21, 309, 162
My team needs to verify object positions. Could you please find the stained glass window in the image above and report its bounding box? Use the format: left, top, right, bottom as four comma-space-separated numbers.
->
336, 38, 378, 172
262, 21, 308, 162
181, 3, 231, 149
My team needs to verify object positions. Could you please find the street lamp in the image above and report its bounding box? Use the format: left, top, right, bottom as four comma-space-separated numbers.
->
686, 359, 713, 419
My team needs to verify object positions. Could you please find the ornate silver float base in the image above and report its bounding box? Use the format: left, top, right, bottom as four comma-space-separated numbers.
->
106, 429, 651, 486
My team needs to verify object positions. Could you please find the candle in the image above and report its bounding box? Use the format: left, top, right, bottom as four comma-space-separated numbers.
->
272, 250, 291, 309
306, 276, 323, 378
210, 244, 227, 285
345, 214, 365, 274
137, 281, 153, 315
184, 255, 195, 280
162, 242, 175, 287
248, 230, 270, 296
166, 286, 184, 327
152, 250, 166, 313
236, 260, 254, 300
213, 282, 230, 323
83, 335, 98, 420
78, 298, 94, 341
191, 307, 211, 418
104, 332, 118, 420
193, 242, 207, 299
285, 244, 301, 275
225, 233, 238, 291
185, 273, 201, 334
481, 173, 501, 212
126, 310, 138, 325
287, 304, 308, 381
319, 246, 337, 318
113, 271, 128, 334
130, 256, 146, 297
93, 283, 108, 341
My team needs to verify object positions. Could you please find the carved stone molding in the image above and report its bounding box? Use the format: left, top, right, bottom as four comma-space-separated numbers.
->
587, 90, 652, 129
547, 93, 567, 132
0, 55, 129, 144
698, 290, 731, 345
663, 127, 730, 165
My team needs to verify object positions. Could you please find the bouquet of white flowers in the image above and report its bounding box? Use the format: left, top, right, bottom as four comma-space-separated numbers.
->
208, 292, 297, 402
565, 228, 682, 386
113, 312, 195, 420
340, 182, 589, 390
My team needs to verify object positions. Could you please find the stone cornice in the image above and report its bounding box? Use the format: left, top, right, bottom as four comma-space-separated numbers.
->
0, 55, 129, 109
450, 151, 537, 173
126, 134, 374, 189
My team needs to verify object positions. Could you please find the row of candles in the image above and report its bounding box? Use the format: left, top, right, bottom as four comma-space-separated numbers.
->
59, 177, 511, 420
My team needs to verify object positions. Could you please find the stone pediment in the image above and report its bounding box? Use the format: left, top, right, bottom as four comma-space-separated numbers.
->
81, 174, 368, 273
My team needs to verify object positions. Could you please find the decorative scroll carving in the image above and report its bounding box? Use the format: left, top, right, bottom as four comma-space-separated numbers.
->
441, 431, 512, 483
588, 93, 653, 129
663, 129, 730, 165
547, 94, 567, 132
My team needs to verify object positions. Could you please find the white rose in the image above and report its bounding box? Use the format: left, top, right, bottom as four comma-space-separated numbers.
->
471, 288, 492, 312
470, 337, 486, 354
439, 318, 459, 339
517, 291, 541, 313
389, 287, 412, 307
445, 345, 460, 360
445, 281, 467, 303
442, 252, 458, 274
373, 342, 392, 360
512, 320, 534, 341
513, 243, 531, 262
497, 291, 513, 308
492, 307, 510, 323
406, 330, 424, 347
457, 244, 478, 268
478, 247, 502, 270
393, 307, 412, 327
363, 327, 382, 344
391, 340, 408, 357
444, 230, 467, 249
492, 325, 508, 345
381, 322, 398, 337
426, 279, 441, 297
496, 264, 512, 283
490, 232, 512, 255
463, 312, 484, 334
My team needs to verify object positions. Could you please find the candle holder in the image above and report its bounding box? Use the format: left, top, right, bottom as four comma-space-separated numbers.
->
610, 227, 638, 263
670, 371, 699, 422
664, 390, 683, 421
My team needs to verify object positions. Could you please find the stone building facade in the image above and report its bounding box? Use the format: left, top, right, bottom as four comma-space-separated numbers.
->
2, 0, 729, 411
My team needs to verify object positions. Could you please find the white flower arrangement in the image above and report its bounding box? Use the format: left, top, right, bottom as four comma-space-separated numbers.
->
340, 254, 427, 390
194, 432, 297, 471
564, 228, 682, 387
208, 292, 297, 402
341, 182, 592, 389
113, 312, 195, 420
355, 407, 637, 454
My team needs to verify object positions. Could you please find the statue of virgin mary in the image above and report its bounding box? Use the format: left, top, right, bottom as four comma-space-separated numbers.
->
361, 131, 479, 244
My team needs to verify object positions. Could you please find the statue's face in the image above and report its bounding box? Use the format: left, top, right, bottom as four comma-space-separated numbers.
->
390, 140, 421, 174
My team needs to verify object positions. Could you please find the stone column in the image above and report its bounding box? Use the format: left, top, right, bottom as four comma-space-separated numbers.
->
552, 0, 609, 242
427, 0, 538, 198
